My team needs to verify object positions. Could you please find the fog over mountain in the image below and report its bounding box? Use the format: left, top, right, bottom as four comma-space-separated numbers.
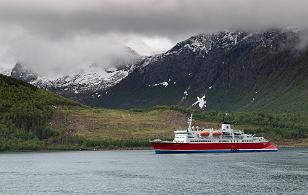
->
0, 0, 308, 77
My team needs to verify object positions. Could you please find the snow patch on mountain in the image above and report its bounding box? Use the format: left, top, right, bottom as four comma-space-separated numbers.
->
0, 66, 11, 76
137, 54, 163, 68
32, 66, 130, 93
165, 31, 246, 57
8, 62, 134, 95
150, 81, 169, 87
192, 96, 207, 109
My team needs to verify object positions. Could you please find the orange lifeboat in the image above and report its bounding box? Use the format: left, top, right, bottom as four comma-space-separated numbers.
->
212, 131, 223, 136
199, 131, 210, 137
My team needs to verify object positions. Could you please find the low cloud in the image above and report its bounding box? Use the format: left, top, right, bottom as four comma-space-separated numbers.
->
0, 0, 308, 76
1, 0, 308, 38
0, 28, 140, 77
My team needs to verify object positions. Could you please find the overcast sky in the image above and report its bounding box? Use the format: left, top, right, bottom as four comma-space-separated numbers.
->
0, 0, 308, 76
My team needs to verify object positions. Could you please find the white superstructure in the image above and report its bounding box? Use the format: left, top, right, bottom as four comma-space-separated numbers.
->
173, 114, 267, 143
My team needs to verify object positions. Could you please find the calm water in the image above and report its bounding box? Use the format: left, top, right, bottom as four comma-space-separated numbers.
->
0, 148, 307, 195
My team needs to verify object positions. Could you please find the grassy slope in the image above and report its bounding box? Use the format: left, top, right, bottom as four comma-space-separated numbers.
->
50, 106, 308, 148
49, 107, 218, 149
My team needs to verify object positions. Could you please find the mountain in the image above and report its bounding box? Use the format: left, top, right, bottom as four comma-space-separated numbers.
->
11, 63, 39, 82
5, 29, 308, 112
0, 65, 11, 76
94, 29, 308, 112
8, 47, 141, 103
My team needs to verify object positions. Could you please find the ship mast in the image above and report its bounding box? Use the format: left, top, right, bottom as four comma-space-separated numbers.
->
187, 114, 193, 132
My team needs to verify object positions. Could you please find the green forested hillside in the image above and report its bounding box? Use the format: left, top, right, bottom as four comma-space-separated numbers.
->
0, 74, 307, 151
0, 74, 78, 151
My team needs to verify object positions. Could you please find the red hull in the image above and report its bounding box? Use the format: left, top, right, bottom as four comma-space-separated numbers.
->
151, 141, 278, 153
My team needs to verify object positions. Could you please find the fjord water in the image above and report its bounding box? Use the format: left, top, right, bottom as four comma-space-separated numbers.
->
0, 149, 307, 195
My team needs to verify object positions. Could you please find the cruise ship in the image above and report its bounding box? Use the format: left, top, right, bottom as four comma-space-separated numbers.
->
150, 114, 278, 154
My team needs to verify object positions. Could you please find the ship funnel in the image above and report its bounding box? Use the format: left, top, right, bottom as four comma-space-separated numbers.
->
221, 122, 231, 130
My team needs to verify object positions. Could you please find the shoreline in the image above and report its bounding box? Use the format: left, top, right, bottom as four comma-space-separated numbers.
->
1, 145, 307, 153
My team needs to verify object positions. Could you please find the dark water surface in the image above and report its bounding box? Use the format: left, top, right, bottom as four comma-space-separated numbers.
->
0, 148, 307, 195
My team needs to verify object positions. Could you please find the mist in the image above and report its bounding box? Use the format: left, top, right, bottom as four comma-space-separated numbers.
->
0, 0, 308, 76
0, 29, 142, 77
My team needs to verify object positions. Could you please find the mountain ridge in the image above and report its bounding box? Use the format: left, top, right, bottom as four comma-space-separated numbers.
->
7, 46, 142, 102
96, 29, 308, 112
4, 29, 308, 112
